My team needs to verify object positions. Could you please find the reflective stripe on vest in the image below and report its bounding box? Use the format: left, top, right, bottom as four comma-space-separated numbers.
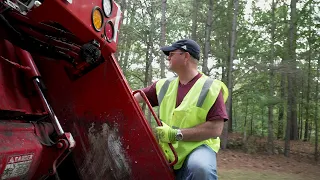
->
197, 78, 214, 107
157, 77, 177, 106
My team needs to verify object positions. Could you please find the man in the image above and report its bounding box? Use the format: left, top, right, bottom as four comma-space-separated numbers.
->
134, 39, 228, 180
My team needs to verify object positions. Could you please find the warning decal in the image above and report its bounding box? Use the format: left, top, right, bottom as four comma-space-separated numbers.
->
1, 154, 33, 180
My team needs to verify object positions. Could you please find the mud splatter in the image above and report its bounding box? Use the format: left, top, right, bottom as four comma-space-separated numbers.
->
79, 122, 131, 180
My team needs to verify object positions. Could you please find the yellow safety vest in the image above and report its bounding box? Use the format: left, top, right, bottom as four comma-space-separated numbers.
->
155, 73, 228, 170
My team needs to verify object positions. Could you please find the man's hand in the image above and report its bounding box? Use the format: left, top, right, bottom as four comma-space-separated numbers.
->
133, 92, 143, 103
156, 122, 177, 143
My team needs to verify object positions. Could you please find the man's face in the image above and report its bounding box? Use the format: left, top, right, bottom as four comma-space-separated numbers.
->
167, 50, 186, 72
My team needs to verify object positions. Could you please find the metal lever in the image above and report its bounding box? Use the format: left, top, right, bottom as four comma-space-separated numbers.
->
33, 78, 64, 136
133, 90, 178, 166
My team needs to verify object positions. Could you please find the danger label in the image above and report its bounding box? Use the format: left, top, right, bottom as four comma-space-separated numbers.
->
1, 154, 33, 179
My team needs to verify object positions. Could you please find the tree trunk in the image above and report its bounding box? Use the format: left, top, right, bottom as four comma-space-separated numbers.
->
285, 0, 298, 156
119, 0, 127, 21
250, 106, 254, 136
284, 90, 291, 157
312, 2, 318, 158
115, 0, 127, 60
160, 0, 167, 78
146, 30, 154, 121
142, 5, 155, 114
278, 4, 288, 140
243, 98, 249, 144
299, 79, 304, 140
308, 121, 312, 141
222, 0, 239, 149
267, 0, 275, 154
227, 97, 233, 133
304, 5, 313, 141
278, 70, 285, 139
221, 58, 226, 83
315, 59, 319, 161
299, 105, 302, 139
122, 6, 136, 76
222, 0, 233, 85
191, 0, 199, 40
303, 54, 311, 141
261, 107, 264, 137
203, 0, 214, 76
289, 0, 298, 141
142, 31, 150, 113
234, 103, 237, 130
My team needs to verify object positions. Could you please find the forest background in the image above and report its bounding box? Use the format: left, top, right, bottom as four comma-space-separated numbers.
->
115, 0, 320, 178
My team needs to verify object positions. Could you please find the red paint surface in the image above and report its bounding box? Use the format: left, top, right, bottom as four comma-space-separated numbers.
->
0, 122, 71, 179
0, 122, 42, 180
0, 40, 45, 116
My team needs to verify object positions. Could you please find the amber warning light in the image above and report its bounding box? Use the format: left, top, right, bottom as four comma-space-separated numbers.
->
92, 6, 104, 31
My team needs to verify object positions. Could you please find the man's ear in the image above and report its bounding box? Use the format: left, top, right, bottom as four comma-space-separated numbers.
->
184, 52, 191, 63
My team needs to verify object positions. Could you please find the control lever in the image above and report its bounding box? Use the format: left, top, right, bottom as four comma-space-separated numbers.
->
33, 78, 64, 135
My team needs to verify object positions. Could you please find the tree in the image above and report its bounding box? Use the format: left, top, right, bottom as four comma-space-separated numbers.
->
115, 0, 127, 60
277, 68, 285, 140
120, 2, 136, 76
315, 57, 319, 161
267, 0, 276, 155
191, 0, 199, 40
160, 0, 167, 78
303, 0, 313, 142
202, 0, 214, 76
277, 4, 288, 140
222, 0, 239, 149
285, 0, 298, 157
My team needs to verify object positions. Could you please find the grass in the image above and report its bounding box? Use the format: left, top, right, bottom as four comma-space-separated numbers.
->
219, 169, 308, 180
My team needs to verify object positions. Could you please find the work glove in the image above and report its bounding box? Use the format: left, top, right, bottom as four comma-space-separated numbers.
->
156, 122, 177, 143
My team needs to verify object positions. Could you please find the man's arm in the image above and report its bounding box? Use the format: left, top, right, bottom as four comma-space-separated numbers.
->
181, 120, 224, 141
134, 93, 144, 103
133, 81, 159, 106
181, 90, 227, 142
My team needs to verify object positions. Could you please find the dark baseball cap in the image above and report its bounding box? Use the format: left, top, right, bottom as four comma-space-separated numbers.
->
160, 39, 200, 60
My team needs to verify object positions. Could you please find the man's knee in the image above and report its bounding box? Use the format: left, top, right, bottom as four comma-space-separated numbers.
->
188, 161, 217, 179
186, 146, 218, 179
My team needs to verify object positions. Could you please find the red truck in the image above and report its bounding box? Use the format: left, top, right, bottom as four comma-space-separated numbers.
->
0, 0, 176, 179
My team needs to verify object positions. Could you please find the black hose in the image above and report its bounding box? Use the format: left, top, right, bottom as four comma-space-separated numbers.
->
0, 14, 22, 37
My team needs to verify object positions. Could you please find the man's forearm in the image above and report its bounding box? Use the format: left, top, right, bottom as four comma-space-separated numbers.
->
180, 120, 224, 141
134, 92, 143, 103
